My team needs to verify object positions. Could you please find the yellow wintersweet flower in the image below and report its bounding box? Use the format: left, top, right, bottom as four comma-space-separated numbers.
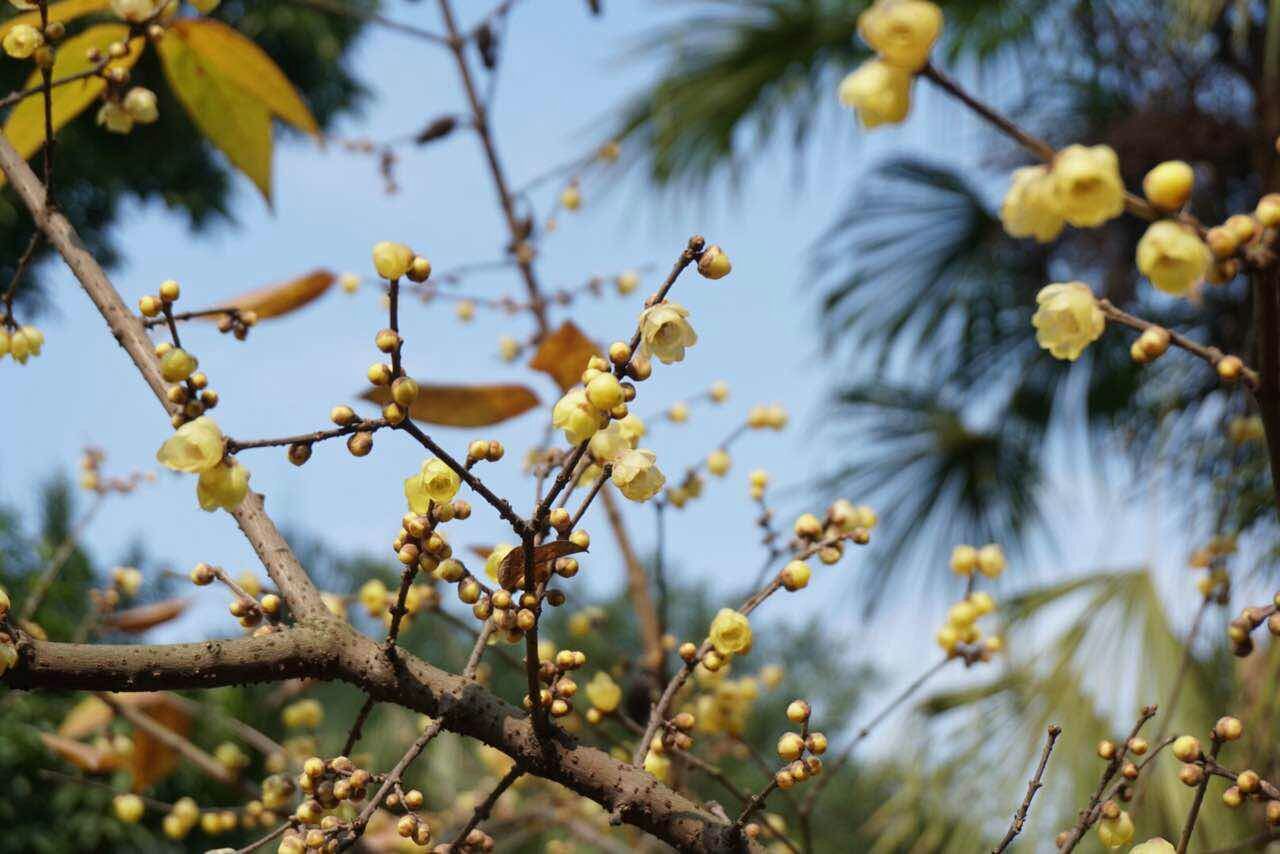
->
610, 449, 665, 502
616, 413, 645, 445
1053, 144, 1125, 227
485, 543, 515, 582
585, 671, 622, 713
709, 608, 752, 657
156, 416, 225, 473
358, 579, 389, 616
2, 24, 43, 59
1000, 165, 1064, 242
281, 698, 323, 729
638, 301, 698, 364
588, 420, 633, 463
837, 59, 912, 129
113, 793, 145, 823
1031, 282, 1105, 361
404, 458, 461, 514
1136, 221, 1211, 296
977, 543, 1005, 578
196, 460, 250, 512
552, 388, 605, 445
707, 449, 731, 477
857, 0, 942, 71
1130, 840, 1175, 854
371, 241, 414, 280
643, 750, 671, 782
1097, 810, 1134, 848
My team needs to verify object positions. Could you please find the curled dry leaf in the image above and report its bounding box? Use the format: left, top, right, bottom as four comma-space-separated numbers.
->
361, 382, 539, 427
100, 598, 190, 634
201, 269, 335, 320
497, 540, 587, 591
528, 320, 600, 391
39, 732, 121, 774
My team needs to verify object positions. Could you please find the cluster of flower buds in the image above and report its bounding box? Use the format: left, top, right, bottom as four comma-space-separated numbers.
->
770, 699, 827, 791
139, 281, 224, 427
190, 562, 281, 633
1226, 594, 1280, 657
77, 447, 153, 493
1169, 719, 1280, 825
0, 322, 44, 365
524, 644, 588, 718
1187, 534, 1234, 602
934, 591, 1001, 660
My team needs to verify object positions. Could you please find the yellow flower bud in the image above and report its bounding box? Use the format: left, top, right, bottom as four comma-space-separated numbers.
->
977, 543, 1005, 578
709, 608, 752, 656
709, 379, 729, 402
339, 272, 360, 293
112, 793, 145, 823
1000, 165, 1065, 242
949, 544, 977, 576
455, 299, 475, 322
196, 460, 250, 512
777, 732, 805, 762
706, 449, 731, 477
857, 0, 942, 71
123, 86, 158, 123
585, 371, 624, 411
498, 335, 520, 362
697, 244, 732, 280
1130, 840, 1176, 854
667, 401, 689, 423
781, 559, 811, 591
371, 241, 414, 280
97, 102, 134, 135
559, 184, 581, 211
616, 269, 640, 295
1053, 145, 1125, 228
1171, 735, 1201, 763
1031, 281, 1105, 361
1143, 160, 1194, 212
404, 458, 461, 514
837, 59, 912, 129
159, 347, 198, 382
1136, 221, 1211, 296
156, 415, 225, 473
611, 448, 665, 501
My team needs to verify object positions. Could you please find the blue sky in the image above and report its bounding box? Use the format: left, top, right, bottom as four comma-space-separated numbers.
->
0, 2, 1228, 718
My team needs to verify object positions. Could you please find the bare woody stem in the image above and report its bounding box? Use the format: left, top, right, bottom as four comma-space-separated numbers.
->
339, 718, 444, 849
1098, 299, 1260, 388
992, 724, 1061, 854
446, 764, 524, 850
1177, 738, 1223, 854
436, 0, 549, 337
0, 126, 759, 853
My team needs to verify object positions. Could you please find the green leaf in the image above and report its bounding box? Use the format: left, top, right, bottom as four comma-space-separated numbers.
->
171, 18, 318, 135
157, 24, 273, 201
1, 25, 144, 165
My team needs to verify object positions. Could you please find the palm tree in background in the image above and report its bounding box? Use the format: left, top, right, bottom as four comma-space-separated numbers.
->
614, 0, 1279, 603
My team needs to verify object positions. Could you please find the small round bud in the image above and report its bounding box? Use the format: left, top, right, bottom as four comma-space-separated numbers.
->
367, 363, 393, 386
330, 405, 357, 426
697, 244, 731, 280
287, 443, 312, 466
1172, 735, 1201, 763
1096, 740, 1116, 760
1223, 786, 1244, 807
391, 376, 420, 407
347, 432, 374, 457
158, 279, 181, 302
1218, 355, 1244, 383
139, 294, 162, 316
786, 700, 811, 724
777, 732, 805, 762
375, 329, 400, 353
1142, 160, 1194, 212
1215, 716, 1243, 741
1238, 769, 1261, 794
1127, 737, 1148, 756
407, 256, 432, 283
190, 563, 216, 585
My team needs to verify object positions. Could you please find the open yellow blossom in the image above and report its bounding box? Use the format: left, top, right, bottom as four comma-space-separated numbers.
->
1031, 282, 1105, 361
2, 23, 42, 59
404, 458, 461, 514
838, 59, 912, 129
1000, 165, 1064, 242
156, 416, 225, 473
857, 0, 942, 71
552, 388, 605, 444
709, 608, 752, 657
638, 301, 698, 364
1136, 221, 1211, 296
616, 413, 645, 444
196, 460, 250, 512
611, 449, 665, 502
1130, 840, 1175, 854
588, 420, 633, 462
485, 543, 515, 582
585, 671, 622, 713
1053, 144, 1125, 227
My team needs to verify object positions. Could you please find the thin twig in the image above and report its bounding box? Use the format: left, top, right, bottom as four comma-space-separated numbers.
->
992, 724, 1062, 854
445, 765, 524, 850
